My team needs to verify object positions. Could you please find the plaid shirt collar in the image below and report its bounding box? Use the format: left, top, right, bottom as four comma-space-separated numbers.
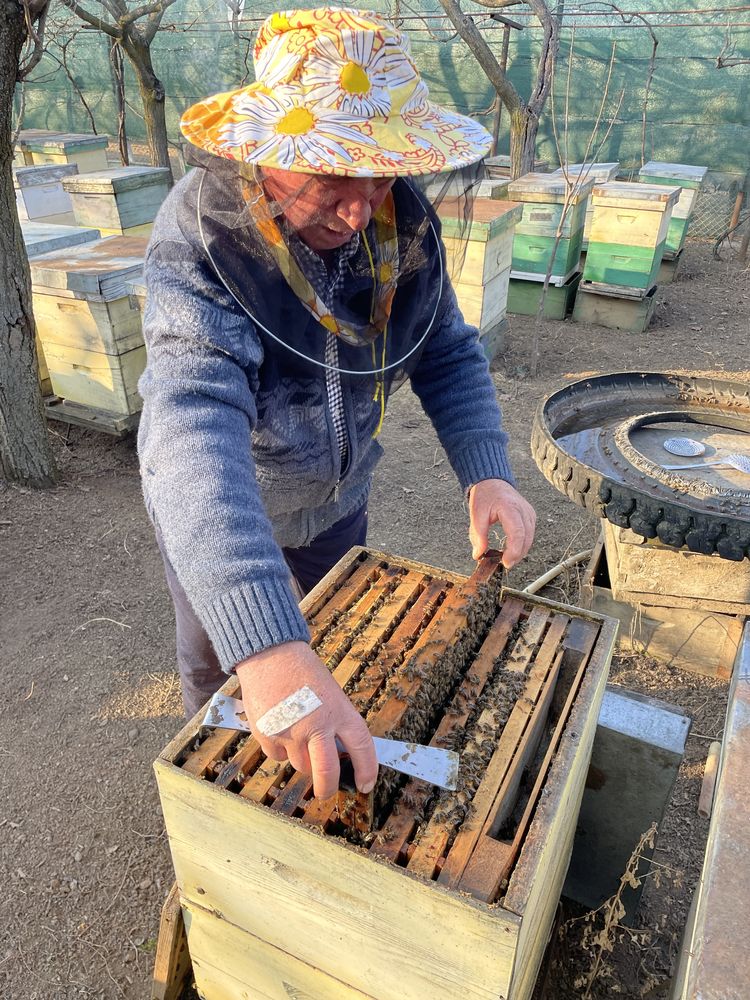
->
281, 223, 362, 309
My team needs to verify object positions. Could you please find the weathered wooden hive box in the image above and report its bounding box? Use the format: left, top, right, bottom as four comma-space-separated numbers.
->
439, 198, 523, 359
484, 154, 549, 178
637, 161, 708, 256
22, 221, 101, 258
23, 132, 109, 172
22, 222, 102, 397
506, 173, 595, 283
29, 236, 147, 418
13, 128, 65, 167
551, 163, 620, 246
62, 166, 170, 237
583, 181, 681, 292
14, 163, 79, 225
583, 523, 745, 680
155, 548, 617, 1000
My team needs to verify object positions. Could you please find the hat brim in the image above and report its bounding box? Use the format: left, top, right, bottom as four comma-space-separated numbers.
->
180, 84, 492, 177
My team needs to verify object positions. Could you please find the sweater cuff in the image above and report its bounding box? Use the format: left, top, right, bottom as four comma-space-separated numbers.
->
450, 439, 516, 492
200, 578, 311, 673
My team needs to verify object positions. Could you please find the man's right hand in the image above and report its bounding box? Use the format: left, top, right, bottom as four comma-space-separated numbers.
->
236, 641, 378, 800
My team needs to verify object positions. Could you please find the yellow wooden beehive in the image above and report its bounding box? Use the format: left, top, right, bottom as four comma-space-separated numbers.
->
155, 548, 617, 1000
29, 236, 147, 418
23, 132, 109, 172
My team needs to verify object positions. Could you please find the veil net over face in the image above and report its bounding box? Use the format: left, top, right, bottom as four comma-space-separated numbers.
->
189, 146, 483, 391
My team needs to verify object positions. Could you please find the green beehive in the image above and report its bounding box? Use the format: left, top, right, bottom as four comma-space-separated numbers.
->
506, 173, 595, 283
584, 182, 681, 293
637, 162, 708, 255
438, 198, 523, 359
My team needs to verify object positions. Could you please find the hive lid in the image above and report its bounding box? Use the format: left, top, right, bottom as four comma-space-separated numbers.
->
22, 222, 101, 258
638, 161, 708, 188
15, 128, 66, 148
62, 166, 172, 194
508, 172, 595, 204
29, 235, 147, 299
553, 162, 620, 184
592, 180, 682, 208
22, 132, 109, 153
484, 153, 549, 177
13, 163, 79, 189
438, 197, 523, 240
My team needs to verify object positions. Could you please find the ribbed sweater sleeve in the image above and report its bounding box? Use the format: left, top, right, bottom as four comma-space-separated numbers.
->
409, 283, 515, 490
138, 241, 310, 672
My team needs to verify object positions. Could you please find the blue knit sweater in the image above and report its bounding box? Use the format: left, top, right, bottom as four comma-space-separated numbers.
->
138, 164, 514, 673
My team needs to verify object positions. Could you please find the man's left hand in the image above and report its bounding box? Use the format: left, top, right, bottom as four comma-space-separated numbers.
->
468, 479, 536, 569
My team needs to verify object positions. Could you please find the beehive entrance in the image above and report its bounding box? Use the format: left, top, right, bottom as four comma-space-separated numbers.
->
176, 549, 603, 905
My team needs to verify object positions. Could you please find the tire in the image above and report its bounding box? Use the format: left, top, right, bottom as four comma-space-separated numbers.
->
530, 372, 750, 560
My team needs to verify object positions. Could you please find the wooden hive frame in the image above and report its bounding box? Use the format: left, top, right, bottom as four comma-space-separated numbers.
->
155, 547, 617, 1000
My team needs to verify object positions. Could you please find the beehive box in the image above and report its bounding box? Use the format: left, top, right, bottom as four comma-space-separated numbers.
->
13, 129, 65, 167
551, 163, 620, 246
63, 166, 170, 236
506, 173, 595, 284
582, 529, 742, 680
14, 163, 79, 224
637, 162, 708, 255
583, 181, 681, 292
507, 271, 581, 320
22, 221, 101, 258
439, 198, 523, 357
572, 284, 658, 333
484, 154, 549, 178
155, 548, 617, 1000
24, 132, 109, 172
29, 236, 147, 418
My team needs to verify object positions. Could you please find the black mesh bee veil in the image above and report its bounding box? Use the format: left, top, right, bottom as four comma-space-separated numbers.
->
186, 146, 482, 390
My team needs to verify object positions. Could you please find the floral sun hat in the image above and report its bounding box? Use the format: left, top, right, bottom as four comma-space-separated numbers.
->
180, 6, 492, 177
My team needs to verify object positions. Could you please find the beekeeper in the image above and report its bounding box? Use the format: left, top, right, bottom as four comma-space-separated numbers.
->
138, 6, 536, 800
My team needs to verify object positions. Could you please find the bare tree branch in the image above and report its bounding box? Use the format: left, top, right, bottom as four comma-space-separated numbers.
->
59, 0, 120, 38
438, 0, 522, 112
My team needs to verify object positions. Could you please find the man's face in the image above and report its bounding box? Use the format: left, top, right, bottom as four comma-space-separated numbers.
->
261, 168, 395, 251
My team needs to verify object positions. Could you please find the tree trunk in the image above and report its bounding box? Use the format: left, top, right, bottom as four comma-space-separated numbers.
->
0, 0, 56, 487
123, 33, 173, 183
509, 106, 540, 179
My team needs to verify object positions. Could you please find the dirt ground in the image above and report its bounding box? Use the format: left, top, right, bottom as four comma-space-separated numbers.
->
1, 241, 747, 999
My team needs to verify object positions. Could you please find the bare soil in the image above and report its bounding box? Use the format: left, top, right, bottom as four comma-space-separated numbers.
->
1, 242, 747, 998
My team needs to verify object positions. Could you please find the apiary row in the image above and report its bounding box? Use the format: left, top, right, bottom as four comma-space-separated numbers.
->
156, 547, 617, 1000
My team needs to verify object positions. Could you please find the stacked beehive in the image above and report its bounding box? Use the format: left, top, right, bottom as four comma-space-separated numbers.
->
22, 222, 102, 397
29, 237, 148, 433
505, 173, 595, 320
574, 181, 681, 332
551, 162, 620, 248
637, 161, 708, 281
438, 198, 523, 360
155, 547, 617, 1000
62, 166, 171, 238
